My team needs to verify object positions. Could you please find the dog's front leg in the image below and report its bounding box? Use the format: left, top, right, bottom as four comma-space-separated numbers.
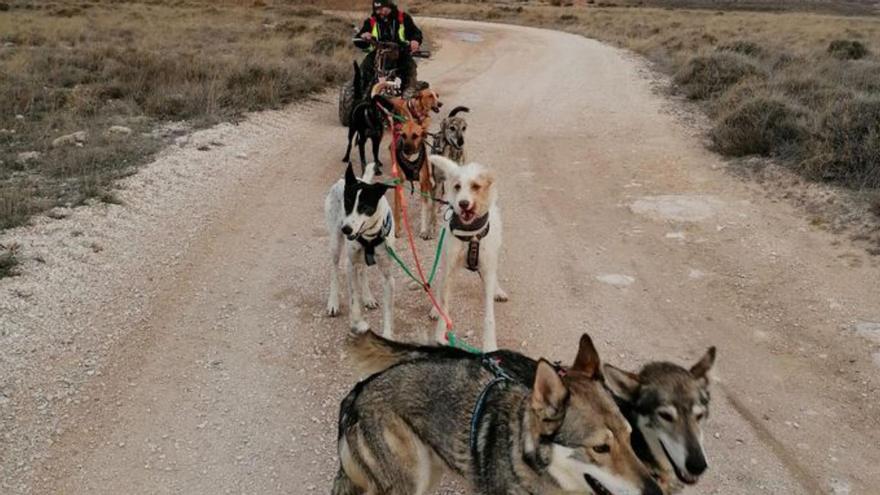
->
480, 262, 500, 352
326, 232, 342, 317
418, 166, 434, 240
432, 242, 460, 344
359, 265, 378, 310
346, 257, 370, 333
378, 255, 395, 338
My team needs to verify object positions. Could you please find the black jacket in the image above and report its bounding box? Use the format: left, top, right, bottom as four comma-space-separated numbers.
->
357, 7, 423, 44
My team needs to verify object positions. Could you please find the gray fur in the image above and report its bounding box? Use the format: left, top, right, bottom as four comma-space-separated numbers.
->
333, 334, 663, 495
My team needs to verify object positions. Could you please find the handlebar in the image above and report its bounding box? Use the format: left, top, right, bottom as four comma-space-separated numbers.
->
351, 37, 430, 58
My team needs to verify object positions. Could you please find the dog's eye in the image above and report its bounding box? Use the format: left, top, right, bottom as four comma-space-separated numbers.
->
658, 411, 675, 422
695, 412, 706, 422
453, 183, 461, 191
471, 184, 481, 191
592, 444, 611, 454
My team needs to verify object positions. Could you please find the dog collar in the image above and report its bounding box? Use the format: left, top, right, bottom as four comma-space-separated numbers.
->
469, 356, 512, 458
356, 212, 393, 266
450, 213, 490, 272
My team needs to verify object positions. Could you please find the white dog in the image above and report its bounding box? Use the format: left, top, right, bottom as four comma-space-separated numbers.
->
428, 155, 508, 351
325, 162, 395, 337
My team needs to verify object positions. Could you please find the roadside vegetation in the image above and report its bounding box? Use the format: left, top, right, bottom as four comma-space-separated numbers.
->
407, 1, 880, 194
0, 0, 356, 233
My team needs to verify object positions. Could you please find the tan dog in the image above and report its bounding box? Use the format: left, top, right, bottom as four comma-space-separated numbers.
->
390, 118, 434, 239
374, 81, 442, 128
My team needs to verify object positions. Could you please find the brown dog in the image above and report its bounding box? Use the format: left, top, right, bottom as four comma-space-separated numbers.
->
390, 118, 434, 239
374, 82, 442, 128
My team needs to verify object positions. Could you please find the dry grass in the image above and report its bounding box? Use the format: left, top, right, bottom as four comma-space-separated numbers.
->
410, 1, 880, 189
0, 0, 357, 231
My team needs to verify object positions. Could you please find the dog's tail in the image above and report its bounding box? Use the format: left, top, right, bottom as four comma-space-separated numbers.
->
350, 331, 470, 376
352, 61, 363, 102
448, 106, 470, 118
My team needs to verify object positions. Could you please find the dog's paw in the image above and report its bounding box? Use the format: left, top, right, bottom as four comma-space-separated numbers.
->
407, 280, 422, 291
419, 230, 434, 241
326, 303, 341, 317
350, 320, 370, 334
429, 307, 439, 321
363, 297, 379, 310
494, 288, 509, 303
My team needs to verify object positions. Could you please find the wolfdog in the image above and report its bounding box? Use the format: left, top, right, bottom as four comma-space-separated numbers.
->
332, 333, 663, 495
352, 331, 716, 493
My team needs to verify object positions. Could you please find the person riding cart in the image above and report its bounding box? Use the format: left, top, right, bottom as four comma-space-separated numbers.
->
357, 0, 423, 95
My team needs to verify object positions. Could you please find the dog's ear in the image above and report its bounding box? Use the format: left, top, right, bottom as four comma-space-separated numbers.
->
690, 346, 716, 387
428, 155, 459, 180
345, 161, 357, 186
417, 81, 430, 91
571, 333, 602, 380
477, 168, 495, 189
531, 359, 569, 436
602, 364, 641, 402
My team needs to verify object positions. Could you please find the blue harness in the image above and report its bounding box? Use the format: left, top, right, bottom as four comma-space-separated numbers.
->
469, 356, 512, 457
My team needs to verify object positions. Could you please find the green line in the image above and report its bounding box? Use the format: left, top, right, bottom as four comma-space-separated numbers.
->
446, 331, 482, 354
384, 244, 421, 285
427, 227, 445, 286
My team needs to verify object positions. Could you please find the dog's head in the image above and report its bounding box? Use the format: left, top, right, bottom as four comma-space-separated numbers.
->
398, 119, 427, 155
428, 155, 495, 225
530, 334, 662, 495
603, 347, 716, 487
341, 162, 391, 240
442, 106, 469, 148
415, 86, 442, 114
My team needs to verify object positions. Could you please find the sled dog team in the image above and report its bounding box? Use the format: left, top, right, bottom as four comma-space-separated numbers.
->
325, 75, 717, 494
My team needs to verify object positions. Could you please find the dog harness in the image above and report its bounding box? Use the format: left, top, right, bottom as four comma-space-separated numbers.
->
469, 356, 512, 458
355, 211, 393, 266
394, 136, 426, 183
450, 212, 490, 272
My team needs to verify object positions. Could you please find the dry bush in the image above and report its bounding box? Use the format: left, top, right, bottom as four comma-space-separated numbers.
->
411, 0, 880, 189
0, 1, 357, 230
828, 39, 869, 60
711, 96, 808, 157
814, 96, 880, 186
674, 52, 766, 99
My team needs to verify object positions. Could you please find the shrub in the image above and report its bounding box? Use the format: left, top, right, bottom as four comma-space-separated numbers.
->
815, 96, 880, 187
674, 52, 766, 100
716, 40, 765, 58
828, 39, 869, 60
710, 96, 808, 157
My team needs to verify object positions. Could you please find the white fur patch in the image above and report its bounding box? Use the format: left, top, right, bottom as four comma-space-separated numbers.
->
547, 445, 641, 495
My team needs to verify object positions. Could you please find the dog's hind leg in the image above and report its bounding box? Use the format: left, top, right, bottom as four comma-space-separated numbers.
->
347, 258, 370, 333
360, 266, 379, 310
358, 135, 369, 175
327, 231, 343, 317
371, 136, 383, 173
343, 127, 357, 163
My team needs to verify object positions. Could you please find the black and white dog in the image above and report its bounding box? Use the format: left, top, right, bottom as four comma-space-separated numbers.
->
325, 162, 395, 337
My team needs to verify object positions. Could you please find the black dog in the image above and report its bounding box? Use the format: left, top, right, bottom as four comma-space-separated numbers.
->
342, 63, 393, 174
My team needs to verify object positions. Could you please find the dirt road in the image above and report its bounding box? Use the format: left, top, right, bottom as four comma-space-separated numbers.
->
2, 18, 879, 494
